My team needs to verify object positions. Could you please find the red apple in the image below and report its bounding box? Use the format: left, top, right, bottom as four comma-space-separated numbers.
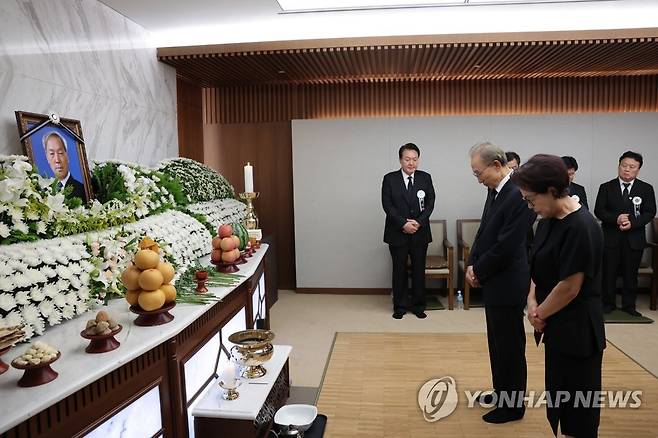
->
211, 249, 222, 263
218, 224, 233, 238
220, 237, 237, 251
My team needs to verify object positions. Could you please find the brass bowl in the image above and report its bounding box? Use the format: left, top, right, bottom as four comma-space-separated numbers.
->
228, 329, 275, 379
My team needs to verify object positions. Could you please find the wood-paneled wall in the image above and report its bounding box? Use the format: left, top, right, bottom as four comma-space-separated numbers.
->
180, 74, 657, 292
177, 77, 205, 162
203, 122, 296, 290
203, 75, 658, 124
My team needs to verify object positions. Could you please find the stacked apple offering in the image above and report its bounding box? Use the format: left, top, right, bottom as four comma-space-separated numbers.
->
121, 237, 177, 311
210, 224, 241, 265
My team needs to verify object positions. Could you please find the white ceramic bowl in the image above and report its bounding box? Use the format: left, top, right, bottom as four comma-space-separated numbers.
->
274, 404, 318, 431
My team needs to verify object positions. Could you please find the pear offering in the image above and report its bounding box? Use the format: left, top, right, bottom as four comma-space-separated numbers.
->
121, 237, 177, 311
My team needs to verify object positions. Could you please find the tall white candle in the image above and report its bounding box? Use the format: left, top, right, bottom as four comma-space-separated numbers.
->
244, 162, 254, 193
221, 361, 237, 386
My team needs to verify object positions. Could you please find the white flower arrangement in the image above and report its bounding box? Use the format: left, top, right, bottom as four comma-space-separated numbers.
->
0, 156, 243, 339
186, 198, 247, 231
157, 158, 236, 202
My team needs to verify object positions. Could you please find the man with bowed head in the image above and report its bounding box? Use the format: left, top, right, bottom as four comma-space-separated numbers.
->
594, 151, 656, 316
382, 143, 436, 320
466, 141, 536, 424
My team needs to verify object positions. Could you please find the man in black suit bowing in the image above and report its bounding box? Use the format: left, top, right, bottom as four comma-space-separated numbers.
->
466, 142, 535, 424
382, 143, 435, 319
561, 156, 589, 210
594, 151, 656, 316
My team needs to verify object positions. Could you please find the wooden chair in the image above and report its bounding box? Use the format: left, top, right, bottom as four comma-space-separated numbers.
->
639, 218, 658, 310
456, 219, 481, 310
420, 220, 455, 309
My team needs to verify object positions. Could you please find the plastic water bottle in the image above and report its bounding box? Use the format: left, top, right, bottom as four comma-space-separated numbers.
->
456, 290, 464, 310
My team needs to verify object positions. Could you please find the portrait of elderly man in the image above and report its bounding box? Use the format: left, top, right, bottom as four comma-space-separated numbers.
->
42, 131, 87, 201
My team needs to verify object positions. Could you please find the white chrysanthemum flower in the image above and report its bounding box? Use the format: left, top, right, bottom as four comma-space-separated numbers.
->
69, 276, 81, 290
53, 293, 67, 308
26, 210, 39, 221
24, 256, 42, 267
22, 303, 40, 323
56, 279, 70, 292
0, 223, 10, 238
25, 269, 46, 284
41, 253, 57, 265
22, 324, 34, 340
29, 286, 45, 302
79, 272, 90, 284
43, 283, 58, 297
77, 287, 90, 301
15, 290, 30, 305
36, 221, 47, 235
65, 293, 79, 306
69, 264, 83, 275
41, 266, 57, 278
13, 220, 29, 234
56, 265, 73, 279
38, 299, 55, 317
0, 293, 17, 311
31, 318, 46, 335
76, 300, 88, 314
61, 305, 75, 319
4, 310, 23, 327
55, 254, 70, 265
0, 263, 13, 277
47, 309, 62, 325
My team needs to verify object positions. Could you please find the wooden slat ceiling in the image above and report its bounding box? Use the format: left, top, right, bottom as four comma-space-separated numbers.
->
158, 37, 658, 87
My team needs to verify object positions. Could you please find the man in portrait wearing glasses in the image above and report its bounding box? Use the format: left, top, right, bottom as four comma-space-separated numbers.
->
382, 143, 436, 320
466, 141, 536, 424
43, 131, 86, 201
594, 151, 656, 316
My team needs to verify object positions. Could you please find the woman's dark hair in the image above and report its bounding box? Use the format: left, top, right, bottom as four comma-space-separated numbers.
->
511, 154, 569, 198
619, 151, 643, 168
399, 142, 420, 159
561, 155, 578, 171
505, 151, 521, 164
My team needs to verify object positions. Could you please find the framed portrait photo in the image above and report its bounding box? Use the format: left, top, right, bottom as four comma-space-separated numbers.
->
15, 111, 93, 203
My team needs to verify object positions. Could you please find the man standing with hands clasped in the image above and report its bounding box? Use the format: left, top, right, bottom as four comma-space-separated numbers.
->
382, 143, 435, 320
595, 151, 656, 316
466, 142, 535, 424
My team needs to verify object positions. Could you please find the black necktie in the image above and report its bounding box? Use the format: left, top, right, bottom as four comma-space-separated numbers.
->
407, 176, 414, 194
622, 182, 630, 198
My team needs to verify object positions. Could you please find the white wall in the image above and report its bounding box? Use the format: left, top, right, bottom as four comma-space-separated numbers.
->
293, 113, 658, 288
0, 0, 177, 164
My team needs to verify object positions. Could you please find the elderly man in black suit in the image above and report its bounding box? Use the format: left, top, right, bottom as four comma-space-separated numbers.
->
43, 131, 86, 201
466, 141, 536, 424
382, 143, 436, 320
561, 156, 589, 210
594, 151, 656, 316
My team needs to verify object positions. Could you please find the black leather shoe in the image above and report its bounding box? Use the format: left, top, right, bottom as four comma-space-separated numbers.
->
414, 311, 427, 319
392, 311, 405, 319
478, 392, 496, 405
482, 408, 525, 424
623, 308, 642, 317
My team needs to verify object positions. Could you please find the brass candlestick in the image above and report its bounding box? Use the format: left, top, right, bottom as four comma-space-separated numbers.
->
239, 192, 260, 230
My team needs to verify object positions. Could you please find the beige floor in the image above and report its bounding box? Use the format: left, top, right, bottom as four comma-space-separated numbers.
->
270, 291, 658, 389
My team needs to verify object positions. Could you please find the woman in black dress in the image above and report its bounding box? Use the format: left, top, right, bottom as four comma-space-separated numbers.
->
511, 154, 606, 438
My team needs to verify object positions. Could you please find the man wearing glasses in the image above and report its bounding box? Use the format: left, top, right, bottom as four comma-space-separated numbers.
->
594, 151, 656, 316
466, 141, 536, 424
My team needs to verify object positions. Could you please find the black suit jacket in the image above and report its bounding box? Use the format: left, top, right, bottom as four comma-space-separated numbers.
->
594, 178, 656, 250
64, 176, 87, 201
382, 170, 436, 247
468, 179, 536, 307
568, 182, 589, 210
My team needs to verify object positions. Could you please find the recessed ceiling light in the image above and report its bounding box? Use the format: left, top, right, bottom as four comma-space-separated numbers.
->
276, 0, 604, 13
